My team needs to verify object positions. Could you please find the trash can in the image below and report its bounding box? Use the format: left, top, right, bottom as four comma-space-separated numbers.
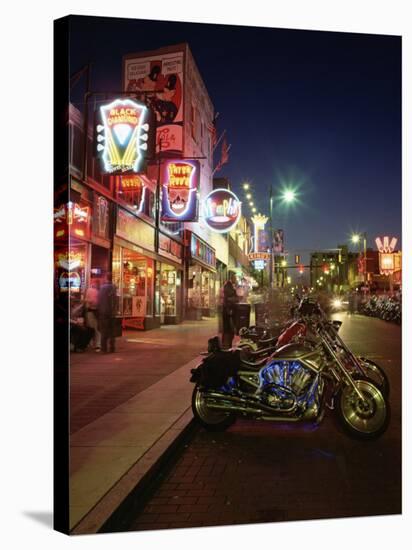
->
254, 302, 268, 327
234, 303, 251, 334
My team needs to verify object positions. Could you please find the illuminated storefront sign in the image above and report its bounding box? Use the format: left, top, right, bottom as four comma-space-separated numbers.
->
54, 202, 90, 239
190, 233, 216, 268
250, 214, 269, 270
120, 175, 146, 213
375, 236, 397, 254
95, 98, 154, 174
248, 252, 270, 262
375, 235, 398, 275
203, 189, 241, 233
161, 160, 199, 221
55, 248, 86, 294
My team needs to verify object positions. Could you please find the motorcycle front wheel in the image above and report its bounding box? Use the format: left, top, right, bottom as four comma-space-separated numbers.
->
357, 357, 390, 397
192, 386, 236, 431
336, 378, 390, 440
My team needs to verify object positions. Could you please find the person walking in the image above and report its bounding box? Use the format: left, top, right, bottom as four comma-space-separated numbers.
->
85, 280, 101, 351
221, 272, 238, 350
98, 272, 117, 353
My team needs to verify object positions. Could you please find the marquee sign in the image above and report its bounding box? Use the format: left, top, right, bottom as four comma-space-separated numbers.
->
250, 214, 269, 270
161, 160, 199, 221
203, 189, 241, 233
95, 99, 155, 174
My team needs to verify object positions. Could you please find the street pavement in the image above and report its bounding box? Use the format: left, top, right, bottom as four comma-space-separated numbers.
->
127, 312, 401, 531
69, 316, 226, 532
70, 317, 219, 434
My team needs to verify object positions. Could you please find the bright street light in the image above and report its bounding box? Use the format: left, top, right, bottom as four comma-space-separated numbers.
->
243, 183, 250, 190
249, 202, 254, 207
282, 188, 297, 203
281, 260, 287, 267
351, 234, 360, 244
252, 207, 257, 213
246, 193, 252, 199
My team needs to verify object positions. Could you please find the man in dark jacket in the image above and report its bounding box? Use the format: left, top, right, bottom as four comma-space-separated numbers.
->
221, 273, 238, 349
98, 272, 117, 353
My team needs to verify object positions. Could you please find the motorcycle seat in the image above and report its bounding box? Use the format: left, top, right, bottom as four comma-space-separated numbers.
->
258, 336, 278, 347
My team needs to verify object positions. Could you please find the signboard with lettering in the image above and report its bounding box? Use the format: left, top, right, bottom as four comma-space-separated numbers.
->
159, 233, 183, 263
203, 189, 241, 233
54, 201, 90, 240
116, 207, 155, 250
95, 98, 155, 174
161, 160, 199, 222
248, 252, 270, 262
124, 50, 184, 154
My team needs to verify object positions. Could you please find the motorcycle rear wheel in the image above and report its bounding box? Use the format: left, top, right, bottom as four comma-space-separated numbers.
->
336, 378, 390, 440
192, 386, 236, 431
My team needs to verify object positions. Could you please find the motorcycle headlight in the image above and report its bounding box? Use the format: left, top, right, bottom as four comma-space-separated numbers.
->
332, 298, 342, 309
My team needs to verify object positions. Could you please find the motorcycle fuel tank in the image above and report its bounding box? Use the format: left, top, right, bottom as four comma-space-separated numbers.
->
271, 343, 324, 373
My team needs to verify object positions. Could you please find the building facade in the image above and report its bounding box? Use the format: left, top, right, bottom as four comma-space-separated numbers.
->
55, 43, 249, 330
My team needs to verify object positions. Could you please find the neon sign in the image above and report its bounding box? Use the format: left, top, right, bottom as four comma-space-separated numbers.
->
161, 160, 199, 222
250, 214, 269, 269
96, 99, 153, 174
375, 236, 397, 253
120, 175, 146, 213
54, 202, 90, 239
203, 189, 241, 233
375, 235, 398, 276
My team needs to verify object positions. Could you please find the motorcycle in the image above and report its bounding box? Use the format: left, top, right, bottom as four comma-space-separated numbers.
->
238, 297, 389, 397
190, 298, 390, 440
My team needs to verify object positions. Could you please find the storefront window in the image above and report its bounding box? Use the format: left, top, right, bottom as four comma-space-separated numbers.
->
188, 265, 202, 308
112, 245, 122, 315
122, 249, 154, 318
159, 264, 181, 318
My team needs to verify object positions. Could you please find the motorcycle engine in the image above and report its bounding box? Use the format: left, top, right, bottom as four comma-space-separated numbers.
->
259, 360, 317, 414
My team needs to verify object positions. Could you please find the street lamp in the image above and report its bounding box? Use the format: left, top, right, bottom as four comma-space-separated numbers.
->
246, 193, 252, 199
282, 188, 297, 204
351, 232, 367, 284
243, 182, 250, 190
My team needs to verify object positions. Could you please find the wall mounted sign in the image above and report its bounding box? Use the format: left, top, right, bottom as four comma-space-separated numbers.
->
124, 50, 184, 154
95, 98, 155, 174
190, 232, 216, 269
119, 175, 146, 213
161, 160, 199, 221
273, 229, 285, 253
248, 252, 270, 262
203, 189, 241, 233
54, 201, 90, 240
159, 233, 183, 263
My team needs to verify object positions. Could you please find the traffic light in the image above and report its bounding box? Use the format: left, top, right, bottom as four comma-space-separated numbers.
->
322, 264, 329, 274
298, 265, 304, 274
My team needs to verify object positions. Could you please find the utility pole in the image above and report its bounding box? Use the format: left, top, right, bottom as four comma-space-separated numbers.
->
269, 183, 273, 292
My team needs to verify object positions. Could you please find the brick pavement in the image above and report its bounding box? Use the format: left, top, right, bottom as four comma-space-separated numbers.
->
70, 318, 220, 434
128, 313, 401, 531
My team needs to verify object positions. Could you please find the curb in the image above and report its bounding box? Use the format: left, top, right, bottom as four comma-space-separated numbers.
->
70, 407, 197, 535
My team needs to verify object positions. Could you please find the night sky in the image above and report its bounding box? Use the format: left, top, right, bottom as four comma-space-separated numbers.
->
69, 15, 401, 272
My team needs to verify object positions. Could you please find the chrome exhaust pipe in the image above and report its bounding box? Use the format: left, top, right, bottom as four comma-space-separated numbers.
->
204, 391, 297, 415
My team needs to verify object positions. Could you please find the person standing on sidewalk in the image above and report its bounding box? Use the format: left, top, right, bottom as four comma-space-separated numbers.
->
85, 280, 101, 351
98, 272, 117, 353
221, 272, 238, 349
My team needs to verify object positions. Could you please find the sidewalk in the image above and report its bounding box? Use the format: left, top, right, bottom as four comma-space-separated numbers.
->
69, 317, 219, 533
